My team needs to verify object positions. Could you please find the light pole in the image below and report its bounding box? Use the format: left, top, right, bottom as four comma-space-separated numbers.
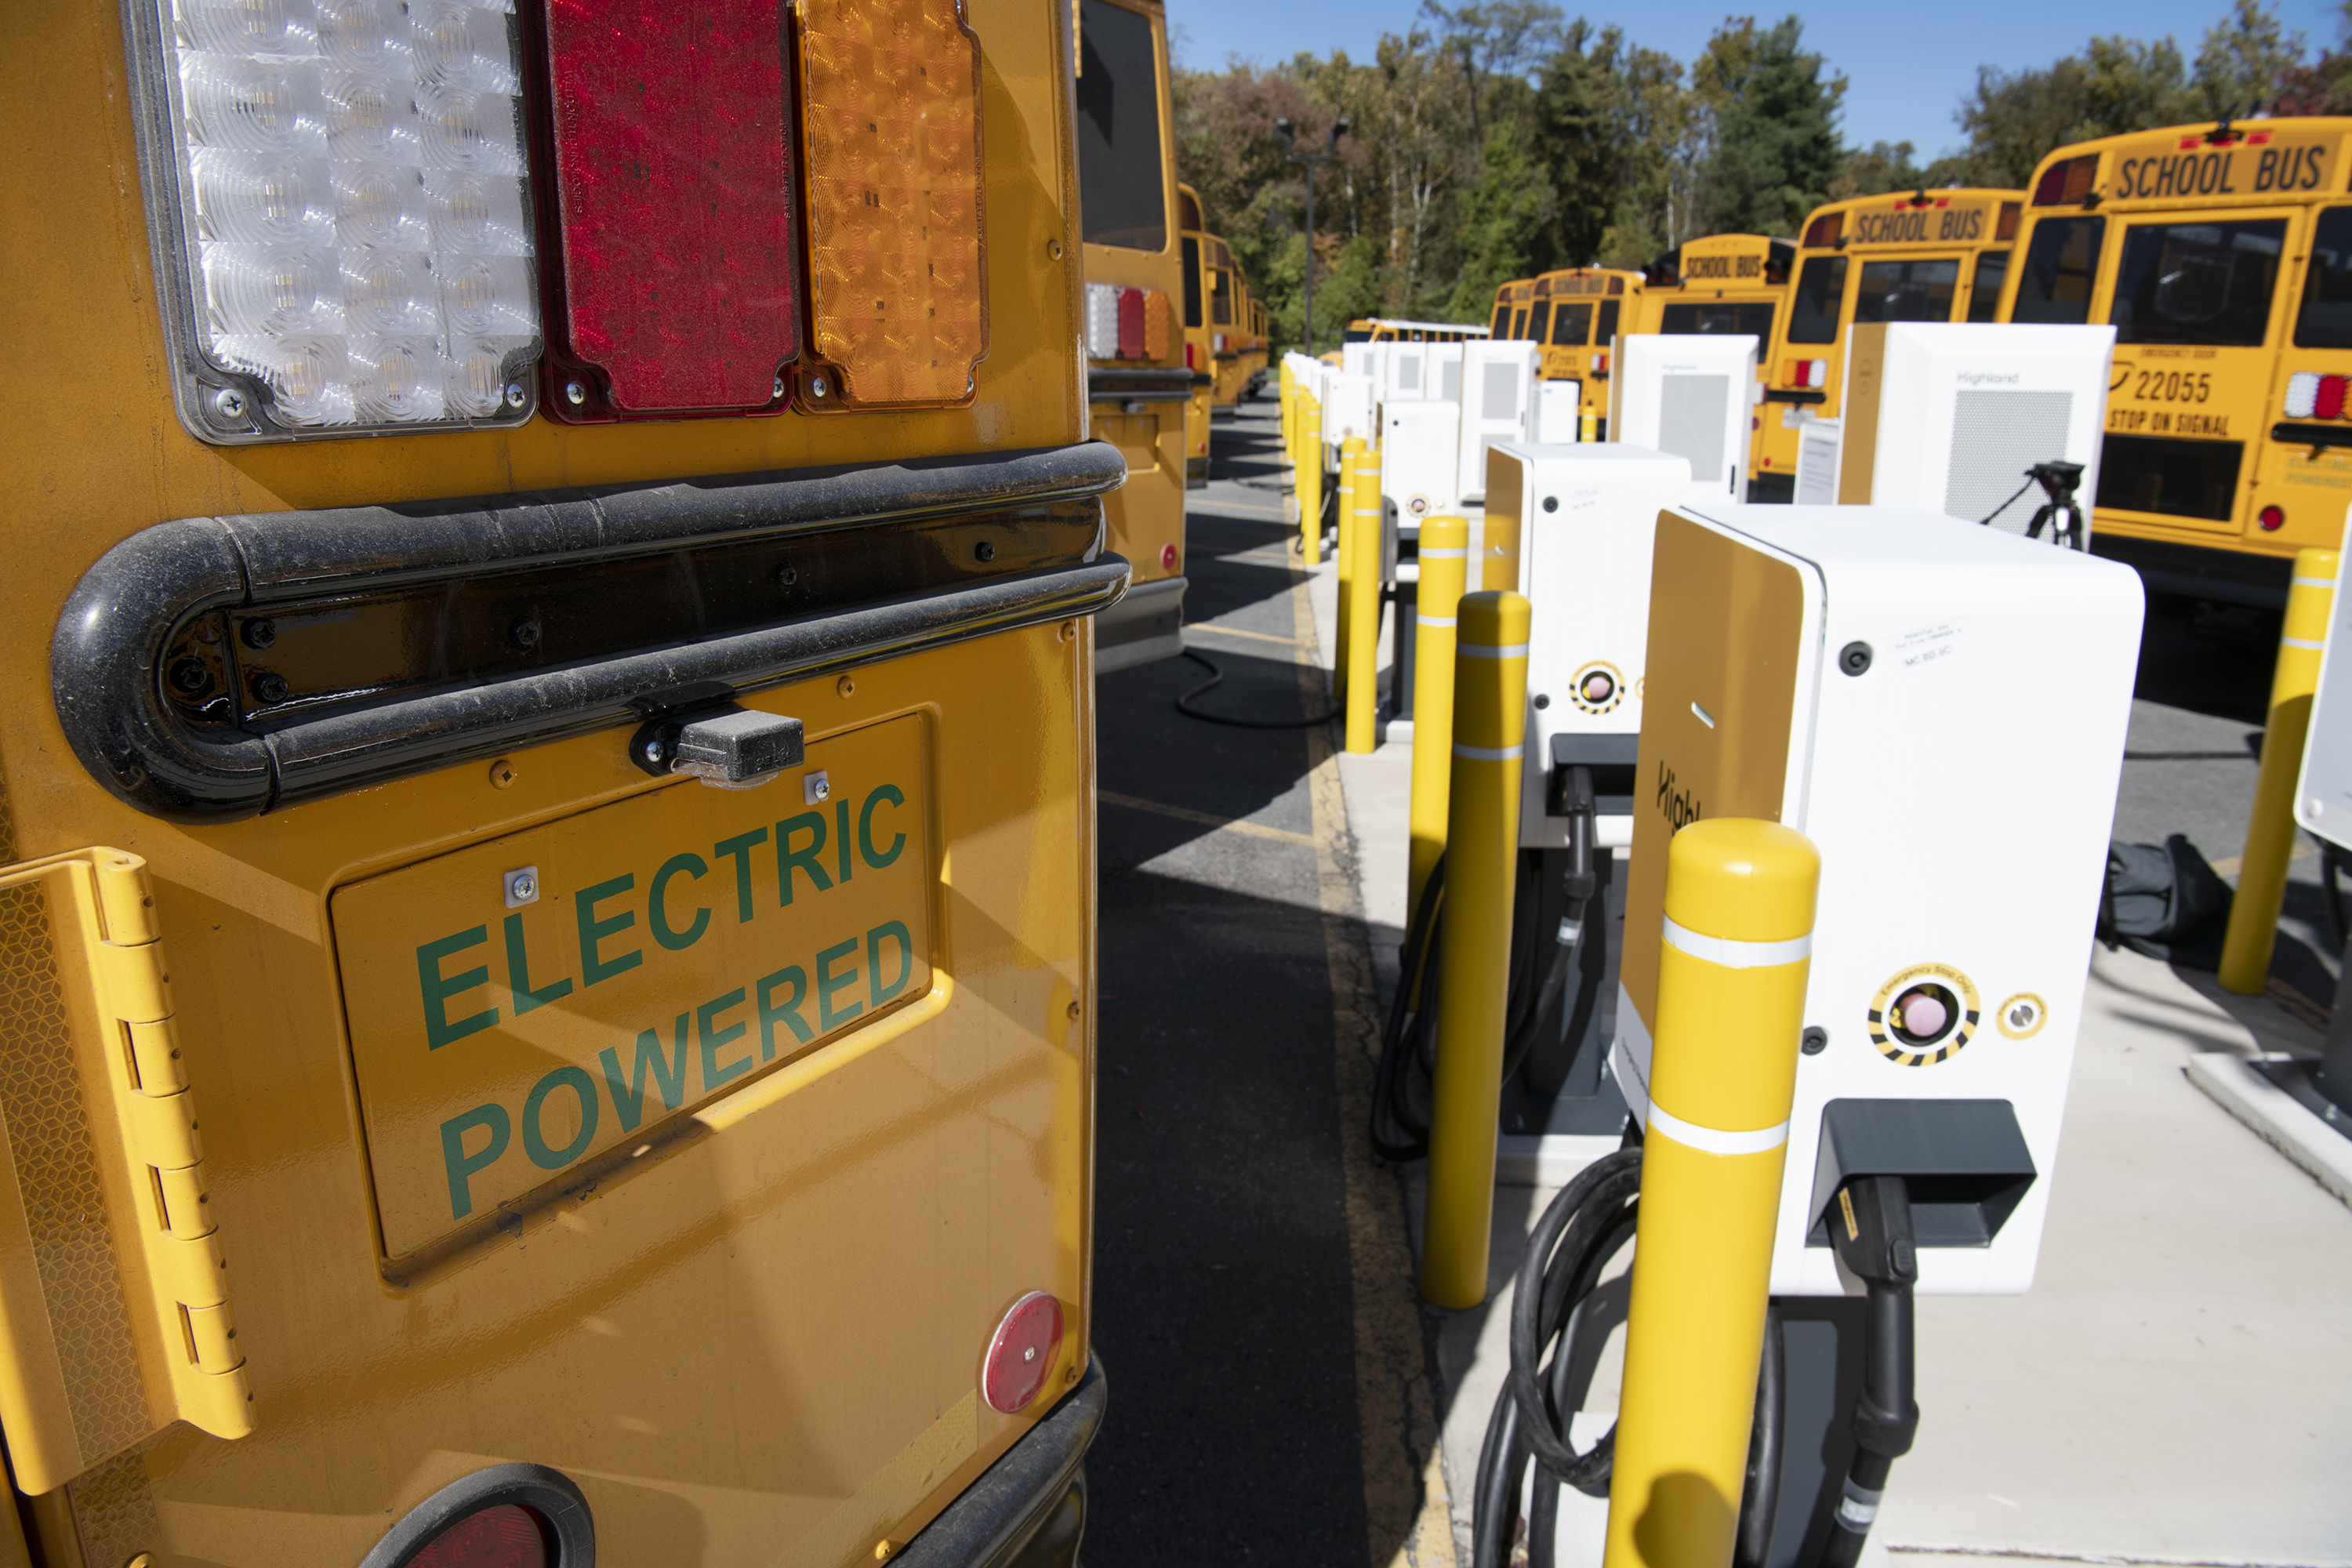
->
1274, 114, 1349, 358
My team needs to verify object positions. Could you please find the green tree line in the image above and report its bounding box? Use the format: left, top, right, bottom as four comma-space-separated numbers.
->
1178, 0, 2330, 350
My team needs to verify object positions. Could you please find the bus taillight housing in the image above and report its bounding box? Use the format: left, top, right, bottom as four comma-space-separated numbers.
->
1784, 358, 1826, 390
2034, 154, 2100, 207
2285, 372, 2350, 421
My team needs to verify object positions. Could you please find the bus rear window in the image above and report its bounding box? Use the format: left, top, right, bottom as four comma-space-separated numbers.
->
1075, 0, 1166, 251
1596, 301, 1620, 342
2113, 220, 2285, 347
1789, 256, 1847, 343
1529, 302, 1553, 344
1181, 237, 1201, 327
2012, 217, 2103, 323
1854, 259, 1959, 325
1967, 252, 2010, 323
1491, 304, 1511, 336
1211, 270, 1232, 325
1550, 303, 1594, 345
2296, 207, 2352, 348
1660, 303, 1777, 339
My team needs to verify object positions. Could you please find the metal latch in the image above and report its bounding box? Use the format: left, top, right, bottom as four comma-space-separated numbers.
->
630, 706, 806, 789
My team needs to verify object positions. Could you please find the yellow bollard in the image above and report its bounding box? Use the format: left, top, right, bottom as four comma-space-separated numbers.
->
1421, 590, 1531, 1308
1300, 401, 1323, 566
1603, 818, 1820, 1568
1345, 445, 1384, 753
2221, 548, 2339, 993
1336, 437, 1365, 703
1407, 516, 1471, 919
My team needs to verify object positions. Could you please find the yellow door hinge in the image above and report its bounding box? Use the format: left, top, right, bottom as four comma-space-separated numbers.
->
0, 848, 249, 1494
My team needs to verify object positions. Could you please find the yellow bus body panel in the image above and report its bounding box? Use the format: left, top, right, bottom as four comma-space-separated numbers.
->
0, 0, 1098, 1561
1085, 0, 1188, 581
1998, 119, 2352, 561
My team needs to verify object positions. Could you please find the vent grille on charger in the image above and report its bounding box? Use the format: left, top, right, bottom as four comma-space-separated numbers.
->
1944, 389, 2072, 530
1658, 373, 1730, 485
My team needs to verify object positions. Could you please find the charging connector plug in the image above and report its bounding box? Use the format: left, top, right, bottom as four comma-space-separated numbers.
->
1821, 1175, 1921, 1568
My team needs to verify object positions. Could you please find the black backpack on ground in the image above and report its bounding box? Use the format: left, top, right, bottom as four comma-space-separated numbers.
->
2098, 834, 2232, 967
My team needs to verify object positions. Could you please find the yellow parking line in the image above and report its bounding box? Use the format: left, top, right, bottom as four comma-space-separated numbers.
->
1096, 791, 1316, 846
1188, 622, 1297, 646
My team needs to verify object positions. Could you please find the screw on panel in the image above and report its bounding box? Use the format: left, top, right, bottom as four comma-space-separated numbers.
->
510, 618, 542, 651
804, 771, 831, 804
488, 759, 517, 789
1802, 1026, 1829, 1055
169, 659, 211, 695
241, 619, 276, 651
1838, 641, 1873, 677
505, 867, 539, 908
642, 738, 666, 765
250, 672, 289, 704
1048, 238, 1064, 260
503, 382, 528, 410
564, 380, 586, 405
772, 374, 786, 400
811, 376, 829, 398
776, 564, 799, 586
837, 675, 855, 699
212, 387, 247, 421
975, 540, 996, 563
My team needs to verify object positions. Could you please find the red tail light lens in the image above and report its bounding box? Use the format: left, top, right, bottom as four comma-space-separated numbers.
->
1185, 341, 1198, 371
982, 1291, 1065, 1414
409, 1504, 549, 1568
2320, 376, 2348, 420
1118, 288, 1145, 359
796, 0, 988, 407
2260, 505, 2286, 531
534, 0, 801, 419
1802, 212, 1842, 249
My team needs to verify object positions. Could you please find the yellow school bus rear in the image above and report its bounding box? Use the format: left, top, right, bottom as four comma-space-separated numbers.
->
1759, 188, 2023, 489
3, 2, 1115, 1565
1205, 238, 1254, 408
1490, 278, 1534, 339
1079, 0, 1189, 666
1533, 267, 1642, 434
1632, 235, 1791, 492
1176, 184, 1214, 485
1998, 119, 2352, 604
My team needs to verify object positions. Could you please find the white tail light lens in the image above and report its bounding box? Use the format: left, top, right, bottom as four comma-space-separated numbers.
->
2286, 371, 2321, 419
129, 0, 542, 441
1085, 282, 1120, 359
1806, 359, 1827, 390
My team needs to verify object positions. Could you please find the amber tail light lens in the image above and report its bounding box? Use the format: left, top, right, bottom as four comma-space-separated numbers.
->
796, 0, 989, 407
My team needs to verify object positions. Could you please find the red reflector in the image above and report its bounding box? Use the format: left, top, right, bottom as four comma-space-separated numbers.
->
408, 1504, 548, 1568
1185, 342, 1198, 371
982, 1291, 1064, 1414
2179, 136, 2202, 151
1119, 289, 1145, 360
2321, 376, 2348, 420
1160, 543, 1178, 571
2260, 505, 2286, 532
535, 0, 801, 416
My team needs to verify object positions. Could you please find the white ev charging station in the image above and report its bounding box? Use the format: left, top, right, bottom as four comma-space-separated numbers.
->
1457, 340, 1541, 504
1383, 401, 1463, 538
1606, 334, 1759, 501
1826, 322, 2115, 539
1613, 503, 2143, 1296
1321, 371, 1379, 455
1535, 381, 1583, 445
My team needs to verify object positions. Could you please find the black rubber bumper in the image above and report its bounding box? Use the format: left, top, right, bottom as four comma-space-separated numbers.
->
898, 1356, 1107, 1568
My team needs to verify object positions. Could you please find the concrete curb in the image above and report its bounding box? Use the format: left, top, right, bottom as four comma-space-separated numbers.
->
2184, 1052, 2352, 1207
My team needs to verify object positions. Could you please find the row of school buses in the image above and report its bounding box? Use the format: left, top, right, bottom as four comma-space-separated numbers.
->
1462, 118, 2352, 606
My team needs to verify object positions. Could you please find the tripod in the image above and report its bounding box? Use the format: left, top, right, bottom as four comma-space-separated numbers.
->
1980, 460, 2086, 549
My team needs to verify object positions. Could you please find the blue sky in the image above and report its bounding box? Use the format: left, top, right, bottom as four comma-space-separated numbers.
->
1167, 0, 2343, 159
